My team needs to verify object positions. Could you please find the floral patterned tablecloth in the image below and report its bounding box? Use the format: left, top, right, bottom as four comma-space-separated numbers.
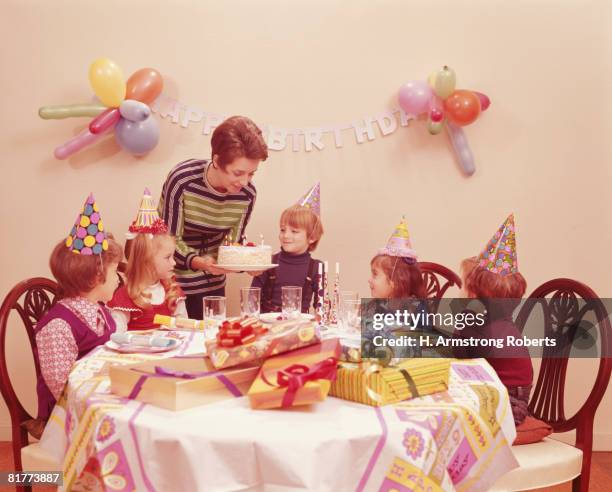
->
39, 331, 518, 491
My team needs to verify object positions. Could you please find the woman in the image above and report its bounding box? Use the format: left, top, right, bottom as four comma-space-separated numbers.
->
159, 115, 268, 318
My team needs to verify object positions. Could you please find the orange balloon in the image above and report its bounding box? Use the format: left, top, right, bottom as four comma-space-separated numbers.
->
443, 90, 481, 126
125, 68, 164, 104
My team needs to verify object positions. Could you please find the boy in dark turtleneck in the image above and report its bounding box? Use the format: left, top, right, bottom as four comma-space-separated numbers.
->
251, 184, 324, 313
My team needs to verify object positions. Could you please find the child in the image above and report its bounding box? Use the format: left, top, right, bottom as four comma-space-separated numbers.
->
108, 188, 187, 331
456, 214, 533, 425
252, 183, 323, 313
369, 217, 425, 299
33, 194, 122, 434
364, 218, 430, 360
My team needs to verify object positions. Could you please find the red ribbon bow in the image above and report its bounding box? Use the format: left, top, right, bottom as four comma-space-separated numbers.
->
273, 357, 338, 408
217, 320, 268, 348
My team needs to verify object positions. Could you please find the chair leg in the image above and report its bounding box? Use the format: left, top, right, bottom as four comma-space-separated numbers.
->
573, 419, 593, 492
11, 426, 32, 492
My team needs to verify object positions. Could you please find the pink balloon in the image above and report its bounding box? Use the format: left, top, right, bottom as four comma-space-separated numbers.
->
89, 107, 121, 134
398, 80, 433, 115
54, 128, 104, 159
473, 91, 491, 111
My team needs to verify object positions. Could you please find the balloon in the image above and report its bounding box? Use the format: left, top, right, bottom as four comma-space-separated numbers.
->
428, 120, 444, 135
398, 80, 433, 115
126, 68, 164, 104
428, 95, 445, 123
429, 66, 456, 99
54, 128, 105, 160
444, 90, 481, 126
114, 116, 159, 155
119, 99, 151, 122
446, 122, 475, 176
39, 103, 107, 119
89, 108, 120, 134
473, 91, 491, 111
88, 58, 126, 107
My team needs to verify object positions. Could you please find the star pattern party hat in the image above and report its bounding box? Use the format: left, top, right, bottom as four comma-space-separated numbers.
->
476, 214, 518, 275
296, 182, 321, 216
378, 217, 417, 259
65, 193, 108, 255
126, 187, 168, 239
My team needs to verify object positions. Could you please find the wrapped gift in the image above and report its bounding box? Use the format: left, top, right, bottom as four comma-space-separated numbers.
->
330, 358, 451, 407
205, 318, 321, 370
248, 338, 341, 409
109, 356, 259, 410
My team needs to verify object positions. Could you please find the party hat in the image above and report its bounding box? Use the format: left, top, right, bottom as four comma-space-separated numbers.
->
378, 217, 417, 259
65, 193, 108, 255
296, 182, 321, 216
126, 187, 168, 238
476, 214, 518, 275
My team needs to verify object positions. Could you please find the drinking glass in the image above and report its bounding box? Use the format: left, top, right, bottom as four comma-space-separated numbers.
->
281, 286, 302, 320
340, 299, 361, 334
203, 296, 226, 339
240, 287, 261, 319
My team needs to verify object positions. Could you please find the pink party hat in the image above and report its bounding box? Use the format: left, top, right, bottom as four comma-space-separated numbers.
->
476, 214, 518, 275
65, 193, 108, 255
126, 187, 168, 238
296, 182, 321, 216
378, 217, 417, 259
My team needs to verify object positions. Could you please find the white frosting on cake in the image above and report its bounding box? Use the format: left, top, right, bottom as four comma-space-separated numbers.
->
217, 245, 272, 266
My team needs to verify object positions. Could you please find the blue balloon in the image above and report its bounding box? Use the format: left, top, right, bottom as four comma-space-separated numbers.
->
119, 99, 151, 122
114, 115, 159, 156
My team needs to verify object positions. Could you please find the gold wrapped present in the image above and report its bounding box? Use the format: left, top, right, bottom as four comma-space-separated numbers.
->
206, 318, 320, 370
109, 356, 259, 410
248, 338, 341, 409
330, 358, 451, 407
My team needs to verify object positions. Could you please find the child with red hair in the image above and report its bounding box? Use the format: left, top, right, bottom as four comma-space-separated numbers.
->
457, 214, 533, 425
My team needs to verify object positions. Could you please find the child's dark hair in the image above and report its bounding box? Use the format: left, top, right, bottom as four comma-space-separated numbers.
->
371, 254, 426, 298
49, 237, 122, 298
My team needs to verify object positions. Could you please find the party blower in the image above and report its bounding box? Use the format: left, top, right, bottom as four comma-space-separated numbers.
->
397, 65, 491, 176
39, 58, 164, 159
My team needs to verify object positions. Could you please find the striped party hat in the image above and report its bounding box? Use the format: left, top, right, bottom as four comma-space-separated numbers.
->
65, 193, 108, 255
126, 187, 168, 238
378, 217, 417, 259
476, 214, 518, 275
296, 182, 321, 216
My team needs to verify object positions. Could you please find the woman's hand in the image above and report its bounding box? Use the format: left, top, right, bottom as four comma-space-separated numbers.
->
192, 255, 232, 275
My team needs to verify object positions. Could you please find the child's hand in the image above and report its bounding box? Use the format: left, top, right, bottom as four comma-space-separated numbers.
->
247, 270, 266, 277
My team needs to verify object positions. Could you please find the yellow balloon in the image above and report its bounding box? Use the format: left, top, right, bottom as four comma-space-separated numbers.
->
88, 58, 126, 107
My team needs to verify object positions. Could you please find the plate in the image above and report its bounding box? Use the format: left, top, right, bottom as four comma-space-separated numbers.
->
104, 338, 182, 354
219, 264, 279, 272
259, 312, 316, 323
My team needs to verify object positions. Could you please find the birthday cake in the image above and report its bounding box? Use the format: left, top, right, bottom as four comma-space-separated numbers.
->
217, 243, 273, 266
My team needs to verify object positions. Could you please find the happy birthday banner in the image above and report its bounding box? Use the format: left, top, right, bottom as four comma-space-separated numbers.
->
150, 95, 416, 152
39, 60, 489, 176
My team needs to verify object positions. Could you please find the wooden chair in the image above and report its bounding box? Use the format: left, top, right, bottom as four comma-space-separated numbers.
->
491, 278, 612, 491
0, 278, 61, 490
417, 262, 462, 315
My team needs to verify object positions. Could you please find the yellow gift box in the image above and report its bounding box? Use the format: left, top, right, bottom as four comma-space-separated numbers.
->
330, 358, 451, 407
110, 356, 259, 411
248, 338, 341, 410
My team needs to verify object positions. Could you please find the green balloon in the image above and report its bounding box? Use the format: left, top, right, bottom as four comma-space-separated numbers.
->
38, 103, 107, 119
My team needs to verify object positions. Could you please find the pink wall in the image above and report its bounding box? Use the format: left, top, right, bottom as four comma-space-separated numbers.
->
1, 0, 610, 447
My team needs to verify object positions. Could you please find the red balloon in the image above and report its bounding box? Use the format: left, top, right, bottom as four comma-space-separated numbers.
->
89, 107, 120, 134
126, 68, 163, 104
473, 91, 491, 111
443, 90, 481, 126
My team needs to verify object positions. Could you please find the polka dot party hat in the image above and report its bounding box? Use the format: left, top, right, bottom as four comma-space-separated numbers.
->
476, 214, 518, 275
378, 216, 417, 259
65, 193, 108, 255
296, 182, 321, 216
126, 187, 168, 239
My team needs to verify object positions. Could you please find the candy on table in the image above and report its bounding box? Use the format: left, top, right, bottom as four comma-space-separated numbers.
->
154, 314, 206, 330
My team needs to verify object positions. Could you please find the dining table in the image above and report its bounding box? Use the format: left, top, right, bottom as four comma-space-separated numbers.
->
38, 327, 519, 491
